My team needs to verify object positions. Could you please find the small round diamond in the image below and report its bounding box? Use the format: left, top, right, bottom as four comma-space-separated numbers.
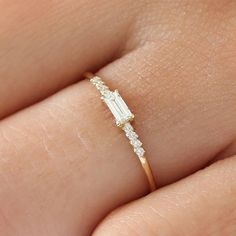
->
122, 123, 134, 132
90, 77, 102, 84
135, 147, 145, 158
95, 84, 107, 91
125, 130, 138, 139
130, 139, 142, 147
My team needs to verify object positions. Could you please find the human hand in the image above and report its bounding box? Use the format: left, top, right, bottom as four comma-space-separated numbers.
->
0, 1, 236, 235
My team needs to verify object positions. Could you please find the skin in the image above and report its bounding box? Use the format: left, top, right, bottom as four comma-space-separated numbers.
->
0, 0, 235, 235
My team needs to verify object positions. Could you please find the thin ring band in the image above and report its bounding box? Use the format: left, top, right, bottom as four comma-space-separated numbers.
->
84, 72, 157, 192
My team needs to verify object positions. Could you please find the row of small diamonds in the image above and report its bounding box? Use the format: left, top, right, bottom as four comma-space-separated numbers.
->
122, 123, 145, 158
90, 76, 111, 98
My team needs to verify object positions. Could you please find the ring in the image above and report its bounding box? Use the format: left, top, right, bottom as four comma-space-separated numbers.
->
84, 72, 157, 192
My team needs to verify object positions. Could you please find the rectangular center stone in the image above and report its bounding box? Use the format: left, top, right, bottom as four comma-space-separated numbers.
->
103, 90, 134, 126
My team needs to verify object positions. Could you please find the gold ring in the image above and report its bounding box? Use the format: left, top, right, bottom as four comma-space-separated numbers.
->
84, 72, 156, 192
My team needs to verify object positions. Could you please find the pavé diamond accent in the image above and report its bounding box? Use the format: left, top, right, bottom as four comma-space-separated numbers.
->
123, 122, 134, 131
130, 139, 142, 147
125, 130, 138, 139
135, 147, 145, 158
122, 123, 145, 158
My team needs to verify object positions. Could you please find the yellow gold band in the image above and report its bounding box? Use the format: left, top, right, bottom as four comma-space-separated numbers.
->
85, 72, 156, 192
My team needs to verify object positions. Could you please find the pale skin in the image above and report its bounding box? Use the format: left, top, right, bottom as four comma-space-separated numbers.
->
0, 0, 236, 235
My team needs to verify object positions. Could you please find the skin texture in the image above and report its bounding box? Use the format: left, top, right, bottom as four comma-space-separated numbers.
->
94, 156, 236, 236
0, 0, 235, 235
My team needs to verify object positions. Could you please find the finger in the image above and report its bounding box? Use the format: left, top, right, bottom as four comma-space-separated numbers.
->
0, 80, 148, 236
0, 0, 139, 118
0, 43, 235, 235
0, 1, 236, 235
93, 156, 236, 236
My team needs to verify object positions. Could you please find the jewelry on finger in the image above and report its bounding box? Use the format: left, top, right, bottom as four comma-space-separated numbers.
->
84, 72, 156, 192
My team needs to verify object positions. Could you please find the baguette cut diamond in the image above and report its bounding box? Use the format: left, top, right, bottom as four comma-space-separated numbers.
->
103, 90, 134, 127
